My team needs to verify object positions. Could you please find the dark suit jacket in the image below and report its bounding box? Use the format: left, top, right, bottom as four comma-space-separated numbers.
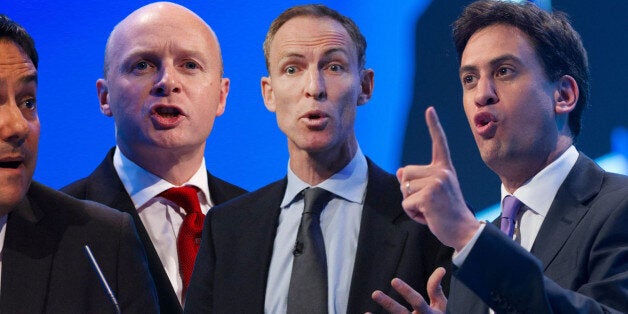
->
447, 154, 628, 313
184, 159, 453, 313
0, 181, 158, 313
62, 148, 247, 314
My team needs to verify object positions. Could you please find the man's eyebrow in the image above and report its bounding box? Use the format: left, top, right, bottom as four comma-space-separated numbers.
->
279, 47, 349, 59
489, 54, 521, 68
121, 49, 158, 61
19, 74, 38, 85
323, 47, 349, 56
459, 54, 522, 75
279, 52, 305, 60
459, 64, 477, 76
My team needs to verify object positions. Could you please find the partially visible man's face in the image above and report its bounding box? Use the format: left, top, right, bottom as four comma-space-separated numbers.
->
98, 3, 229, 160
0, 40, 39, 214
261, 16, 373, 156
459, 24, 559, 173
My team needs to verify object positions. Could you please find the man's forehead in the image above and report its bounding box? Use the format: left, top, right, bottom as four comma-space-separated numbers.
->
107, 18, 218, 60
270, 16, 356, 59
461, 25, 533, 65
108, 3, 217, 52
0, 40, 36, 73
114, 18, 213, 44
276, 16, 349, 41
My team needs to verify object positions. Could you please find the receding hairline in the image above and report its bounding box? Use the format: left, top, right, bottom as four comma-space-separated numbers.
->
263, 4, 367, 72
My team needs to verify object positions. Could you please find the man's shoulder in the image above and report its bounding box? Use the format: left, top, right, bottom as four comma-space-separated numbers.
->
364, 157, 399, 187
29, 181, 130, 228
600, 170, 628, 191
206, 171, 248, 204
60, 177, 90, 198
568, 153, 628, 201
213, 178, 285, 209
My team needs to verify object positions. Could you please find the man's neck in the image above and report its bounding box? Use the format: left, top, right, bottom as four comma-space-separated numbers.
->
288, 139, 358, 186
118, 145, 205, 186
499, 137, 573, 193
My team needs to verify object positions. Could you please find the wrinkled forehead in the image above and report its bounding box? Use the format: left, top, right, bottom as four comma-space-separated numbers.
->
270, 16, 357, 60
0, 39, 37, 77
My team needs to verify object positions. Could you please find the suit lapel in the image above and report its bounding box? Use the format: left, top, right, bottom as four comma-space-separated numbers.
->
531, 155, 604, 270
206, 171, 246, 205
84, 150, 182, 312
217, 179, 285, 310
243, 180, 285, 306
1, 189, 54, 313
347, 160, 409, 312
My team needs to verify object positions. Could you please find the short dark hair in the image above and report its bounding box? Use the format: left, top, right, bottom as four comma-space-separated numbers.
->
263, 4, 367, 71
453, 1, 589, 138
0, 14, 38, 69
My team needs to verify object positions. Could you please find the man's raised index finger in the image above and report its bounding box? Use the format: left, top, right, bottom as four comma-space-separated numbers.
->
425, 106, 453, 167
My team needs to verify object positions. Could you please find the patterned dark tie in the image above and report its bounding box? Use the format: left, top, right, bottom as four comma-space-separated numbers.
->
287, 187, 333, 314
160, 186, 204, 296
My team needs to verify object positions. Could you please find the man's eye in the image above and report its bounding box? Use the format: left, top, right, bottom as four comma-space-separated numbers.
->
134, 61, 149, 70
22, 98, 37, 110
184, 61, 198, 70
329, 64, 343, 72
496, 67, 513, 77
285, 66, 297, 74
462, 75, 475, 84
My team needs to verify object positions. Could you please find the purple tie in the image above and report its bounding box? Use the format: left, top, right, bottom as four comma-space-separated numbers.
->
501, 195, 522, 238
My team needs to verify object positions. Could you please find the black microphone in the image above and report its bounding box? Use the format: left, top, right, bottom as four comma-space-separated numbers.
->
84, 245, 121, 314
293, 241, 303, 255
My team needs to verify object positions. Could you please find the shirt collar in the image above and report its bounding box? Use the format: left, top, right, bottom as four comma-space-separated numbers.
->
500, 145, 579, 217
113, 146, 211, 209
281, 147, 368, 208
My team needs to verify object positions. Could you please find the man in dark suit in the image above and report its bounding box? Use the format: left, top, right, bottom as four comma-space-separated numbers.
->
0, 14, 158, 312
62, 2, 246, 313
373, 1, 628, 313
184, 4, 452, 313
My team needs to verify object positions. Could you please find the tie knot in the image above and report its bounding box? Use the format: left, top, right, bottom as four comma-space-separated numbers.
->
160, 186, 202, 214
302, 187, 333, 216
502, 195, 522, 220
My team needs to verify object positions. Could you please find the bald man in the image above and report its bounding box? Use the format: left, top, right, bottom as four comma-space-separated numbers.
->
62, 2, 246, 312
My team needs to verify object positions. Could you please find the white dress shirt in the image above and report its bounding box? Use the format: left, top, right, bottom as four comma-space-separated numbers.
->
454, 146, 579, 263
264, 147, 368, 314
453, 146, 579, 314
113, 147, 212, 304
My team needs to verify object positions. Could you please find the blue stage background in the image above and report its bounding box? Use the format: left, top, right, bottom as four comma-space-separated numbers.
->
2, 0, 626, 212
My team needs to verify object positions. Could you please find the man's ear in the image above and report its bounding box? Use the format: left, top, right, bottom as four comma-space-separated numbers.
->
215, 77, 230, 117
554, 75, 578, 115
96, 78, 112, 117
357, 69, 374, 106
261, 76, 276, 112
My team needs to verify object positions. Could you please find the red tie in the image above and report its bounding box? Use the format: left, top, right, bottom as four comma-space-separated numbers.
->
160, 186, 205, 295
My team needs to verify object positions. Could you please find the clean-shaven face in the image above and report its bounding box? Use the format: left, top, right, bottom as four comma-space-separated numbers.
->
0, 40, 39, 214
262, 16, 372, 156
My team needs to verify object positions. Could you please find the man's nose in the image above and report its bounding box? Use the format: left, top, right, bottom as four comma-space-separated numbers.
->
304, 69, 326, 101
0, 100, 30, 146
474, 77, 498, 107
151, 64, 181, 96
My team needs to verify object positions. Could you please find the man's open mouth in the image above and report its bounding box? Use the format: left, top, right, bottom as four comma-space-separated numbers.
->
0, 161, 21, 169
